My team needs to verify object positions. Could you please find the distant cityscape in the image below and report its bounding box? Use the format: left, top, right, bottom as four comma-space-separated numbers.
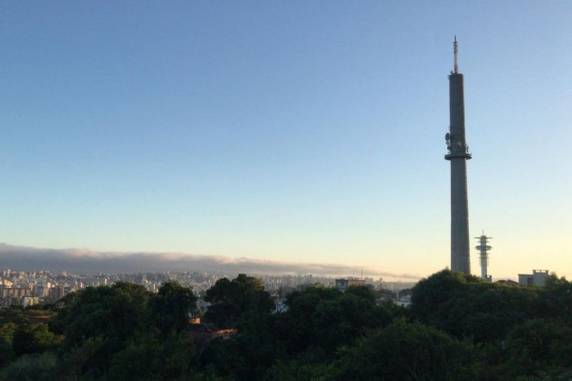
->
0, 268, 417, 309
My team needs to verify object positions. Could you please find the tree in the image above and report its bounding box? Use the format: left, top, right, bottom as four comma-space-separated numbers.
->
109, 335, 199, 381
12, 324, 61, 357
0, 352, 57, 381
50, 282, 153, 377
266, 359, 333, 381
275, 286, 398, 356
51, 282, 152, 350
151, 281, 197, 336
204, 274, 274, 328
0, 323, 17, 344
0, 323, 16, 367
330, 320, 477, 381
275, 286, 340, 355
536, 276, 572, 324
411, 270, 538, 343
503, 319, 572, 379
200, 275, 277, 380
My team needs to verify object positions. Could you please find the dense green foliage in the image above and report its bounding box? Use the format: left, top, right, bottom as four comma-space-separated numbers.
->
204, 274, 274, 329
152, 281, 198, 336
1, 270, 571, 380
411, 270, 539, 342
330, 320, 477, 380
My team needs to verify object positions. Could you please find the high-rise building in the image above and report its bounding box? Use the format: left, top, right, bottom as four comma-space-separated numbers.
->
445, 37, 472, 274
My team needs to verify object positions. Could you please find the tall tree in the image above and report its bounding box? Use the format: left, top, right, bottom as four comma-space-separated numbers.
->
330, 320, 477, 381
204, 274, 274, 328
151, 281, 197, 336
411, 270, 538, 342
503, 319, 572, 379
276, 286, 398, 356
50, 283, 152, 377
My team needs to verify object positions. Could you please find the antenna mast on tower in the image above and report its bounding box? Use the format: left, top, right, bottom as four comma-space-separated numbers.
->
453, 36, 459, 74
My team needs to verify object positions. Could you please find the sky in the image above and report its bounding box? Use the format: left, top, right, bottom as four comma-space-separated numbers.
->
0, 1, 570, 279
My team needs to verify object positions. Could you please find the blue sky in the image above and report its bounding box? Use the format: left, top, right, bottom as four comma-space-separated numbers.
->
0, 1, 570, 278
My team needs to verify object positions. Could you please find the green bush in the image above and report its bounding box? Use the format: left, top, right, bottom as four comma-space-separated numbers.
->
0, 352, 57, 381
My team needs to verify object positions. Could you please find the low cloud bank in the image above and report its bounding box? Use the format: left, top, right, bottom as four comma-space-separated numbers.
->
0, 243, 420, 280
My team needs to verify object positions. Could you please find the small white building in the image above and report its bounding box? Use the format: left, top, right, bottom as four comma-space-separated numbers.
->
518, 270, 549, 287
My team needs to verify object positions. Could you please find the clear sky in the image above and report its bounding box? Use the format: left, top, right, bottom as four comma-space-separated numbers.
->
0, 1, 570, 279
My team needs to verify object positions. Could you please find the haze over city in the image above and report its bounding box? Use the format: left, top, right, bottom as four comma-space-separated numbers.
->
0, 1, 570, 279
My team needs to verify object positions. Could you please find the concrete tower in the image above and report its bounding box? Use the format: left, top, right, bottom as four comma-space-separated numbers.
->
475, 233, 492, 281
445, 37, 471, 274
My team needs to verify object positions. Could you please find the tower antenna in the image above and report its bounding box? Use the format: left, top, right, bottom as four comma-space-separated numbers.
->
453, 36, 459, 74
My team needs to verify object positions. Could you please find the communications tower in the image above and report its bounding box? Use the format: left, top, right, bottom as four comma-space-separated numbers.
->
475, 233, 492, 281
445, 37, 472, 274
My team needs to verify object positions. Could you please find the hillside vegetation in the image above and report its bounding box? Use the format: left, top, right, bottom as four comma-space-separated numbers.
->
1, 270, 571, 380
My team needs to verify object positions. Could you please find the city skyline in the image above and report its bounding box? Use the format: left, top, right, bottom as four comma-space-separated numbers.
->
0, 2, 571, 279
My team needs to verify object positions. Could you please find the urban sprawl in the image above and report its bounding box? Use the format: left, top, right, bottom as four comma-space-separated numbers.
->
0, 269, 416, 309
